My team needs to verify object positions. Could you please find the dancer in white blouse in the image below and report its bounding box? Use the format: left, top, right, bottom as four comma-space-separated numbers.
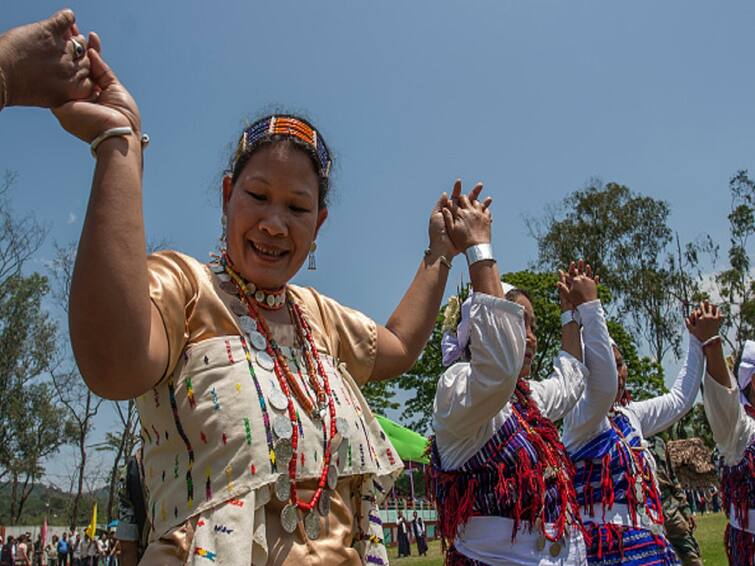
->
562, 301, 711, 565
701, 311, 755, 565
431, 261, 607, 565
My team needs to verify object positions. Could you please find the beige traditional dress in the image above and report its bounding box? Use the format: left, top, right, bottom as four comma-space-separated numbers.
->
136, 251, 402, 565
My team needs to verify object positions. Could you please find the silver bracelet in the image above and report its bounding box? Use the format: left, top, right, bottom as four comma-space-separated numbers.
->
561, 310, 579, 327
464, 243, 495, 266
90, 127, 150, 158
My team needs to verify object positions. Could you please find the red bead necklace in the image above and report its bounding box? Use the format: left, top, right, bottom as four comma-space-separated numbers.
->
222, 256, 337, 513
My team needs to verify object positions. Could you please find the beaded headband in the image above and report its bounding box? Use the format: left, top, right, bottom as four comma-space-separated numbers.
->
238, 115, 332, 177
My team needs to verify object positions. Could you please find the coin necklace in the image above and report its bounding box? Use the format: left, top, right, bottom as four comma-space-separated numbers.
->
223, 256, 338, 524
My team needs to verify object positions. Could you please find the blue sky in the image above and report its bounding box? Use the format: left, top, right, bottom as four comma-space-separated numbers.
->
2, 1, 753, 486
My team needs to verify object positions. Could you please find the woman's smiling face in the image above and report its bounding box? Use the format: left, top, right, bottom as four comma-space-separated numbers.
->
223, 141, 328, 290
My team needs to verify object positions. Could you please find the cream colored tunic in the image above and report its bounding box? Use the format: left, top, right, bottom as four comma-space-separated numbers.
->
136, 251, 402, 565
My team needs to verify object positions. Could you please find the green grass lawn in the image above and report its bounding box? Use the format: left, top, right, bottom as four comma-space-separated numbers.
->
387, 513, 728, 565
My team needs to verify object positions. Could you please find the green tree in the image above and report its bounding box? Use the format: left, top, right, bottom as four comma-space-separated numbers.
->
527, 181, 706, 366
709, 170, 754, 362
395, 270, 658, 433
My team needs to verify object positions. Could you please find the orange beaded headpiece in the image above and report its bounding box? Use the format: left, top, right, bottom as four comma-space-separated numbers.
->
237, 115, 331, 177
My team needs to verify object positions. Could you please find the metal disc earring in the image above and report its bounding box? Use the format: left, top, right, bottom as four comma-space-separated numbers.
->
308, 242, 317, 270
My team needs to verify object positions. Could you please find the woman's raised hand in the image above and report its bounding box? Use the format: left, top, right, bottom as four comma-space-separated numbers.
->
559, 259, 599, 308
685, 301, 722, 343
440, 179, 493, 253
0, 10, 94, 108
52, 32, 141, 143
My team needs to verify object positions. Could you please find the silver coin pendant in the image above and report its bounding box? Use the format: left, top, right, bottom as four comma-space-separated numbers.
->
269, 389, 289, 411
274, 474, 291, 502
273, 416, 293, 440
335, 417, 351, 438
304, 510, 321, 540
281, 504, 298, 533
256, 350, 275, 371
318, 490, 331, 516
327, 464, 338, 490
250, 330, 267, 351
275, 438, 294, 466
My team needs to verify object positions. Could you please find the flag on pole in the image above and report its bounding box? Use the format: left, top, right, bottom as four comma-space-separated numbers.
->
85, 502, 97, 539
375, 415, 430, 464
41, 516, 48, 548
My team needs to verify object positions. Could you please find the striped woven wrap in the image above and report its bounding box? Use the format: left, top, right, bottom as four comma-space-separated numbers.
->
430, 401, 579, 546
722, 439, 755, 566
570, 413, 679, 564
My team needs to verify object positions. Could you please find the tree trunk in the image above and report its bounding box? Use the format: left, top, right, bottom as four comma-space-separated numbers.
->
70, 392, 92, 529
9, 470, 18, 525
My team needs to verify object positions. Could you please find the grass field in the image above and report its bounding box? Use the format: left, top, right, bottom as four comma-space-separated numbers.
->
388, 512, 729, 565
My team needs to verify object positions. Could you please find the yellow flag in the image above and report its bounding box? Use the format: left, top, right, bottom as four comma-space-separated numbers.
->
85, 502, 97, 539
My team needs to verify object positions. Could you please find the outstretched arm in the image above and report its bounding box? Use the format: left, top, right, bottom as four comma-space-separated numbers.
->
370, 180, 495, 380
53, 35, 168, 399
630, 302, 715, 437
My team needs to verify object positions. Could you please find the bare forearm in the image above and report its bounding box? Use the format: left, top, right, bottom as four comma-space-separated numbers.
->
379, 251, 451, 376
469, 259, 503, 298
70, 136, 155, 397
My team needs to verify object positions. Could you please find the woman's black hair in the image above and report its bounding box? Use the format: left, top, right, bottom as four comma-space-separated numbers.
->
505, 287, 533, 304
227, 115, 332, 209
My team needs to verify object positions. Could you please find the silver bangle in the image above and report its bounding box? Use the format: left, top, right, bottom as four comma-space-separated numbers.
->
464, 243, 495, 266
91, 127, 150, 158
561, 310, 578, 327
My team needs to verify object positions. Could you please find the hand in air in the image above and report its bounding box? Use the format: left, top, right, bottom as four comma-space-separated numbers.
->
52, 32, 141, 143
685, 301, 722, 343
0, 10, 94, 108
440, 179, 493, 253
558, 259, 599, 309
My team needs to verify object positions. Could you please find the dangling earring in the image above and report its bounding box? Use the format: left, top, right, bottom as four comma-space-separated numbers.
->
220, 214, 227, 248
308, 242, 317, 270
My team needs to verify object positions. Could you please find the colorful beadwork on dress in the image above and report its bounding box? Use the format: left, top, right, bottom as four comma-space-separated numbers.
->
214, 524, 234, 535
243, 418, 252, 445
210, 387, 220, 411
225, 339, 235, 363
168, 377, 195, 509
194, 547, 217, 562
240, 336, 277, 472
205, 467, 212, 500
186, 378, 196, 409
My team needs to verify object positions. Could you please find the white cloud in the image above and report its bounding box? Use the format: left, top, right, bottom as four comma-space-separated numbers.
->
67, 212, 77, 224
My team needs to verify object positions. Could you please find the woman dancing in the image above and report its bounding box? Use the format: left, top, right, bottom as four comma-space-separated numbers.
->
702, 318, 755, 565
431, 250, 610, 562
562, 301, 714, 564
10, 22, 498, 565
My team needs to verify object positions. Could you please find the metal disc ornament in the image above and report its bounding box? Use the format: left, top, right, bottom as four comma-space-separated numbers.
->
256, 350, 275, 371
274, 474, 291, 502
281, 504, 298, 534
269, 389, 288, 411
230, 299, 247, 316
250, 330, 267, 351
304, 510, 321, 540
337, 441, 349, 471
327, 464, 338, 490
549, 541, 562, 557
335, 417, 351, 438
318, 490, 331, 516
274, 438, 294, 466
239, 316, 257, 335
273, 416, 293, 440
535, 536, 546, 552
220, 281, 238, 295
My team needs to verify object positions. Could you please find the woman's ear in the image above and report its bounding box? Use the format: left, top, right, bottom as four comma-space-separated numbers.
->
314, 207, 329, 238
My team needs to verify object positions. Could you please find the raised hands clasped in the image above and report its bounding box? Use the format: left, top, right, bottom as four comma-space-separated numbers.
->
53, 33, 141, 144
685, 301, 722, 343
0, 10, 94, 108
557, 259, 599, 309
440, 179, 493, 253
